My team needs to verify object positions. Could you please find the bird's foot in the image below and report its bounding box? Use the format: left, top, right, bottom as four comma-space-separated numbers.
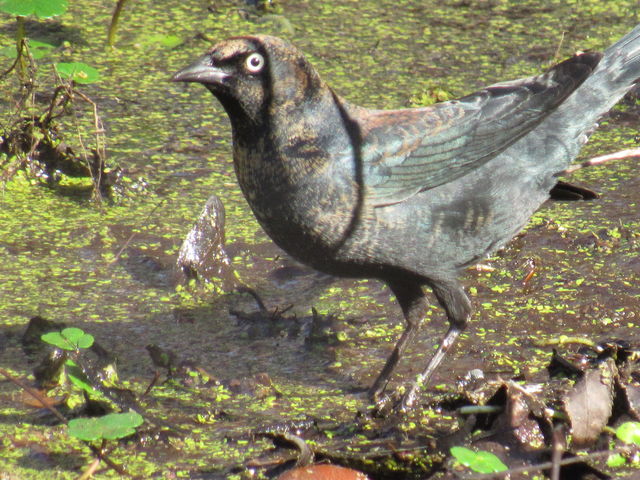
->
370, 392, 395, 417
368, 383, 421, 417
398, 382, 421, 410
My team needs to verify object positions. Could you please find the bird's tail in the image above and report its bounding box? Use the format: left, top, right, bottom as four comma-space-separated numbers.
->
531, 24, 640, 173
562, 24, 640, 124
602, 24, 640, 83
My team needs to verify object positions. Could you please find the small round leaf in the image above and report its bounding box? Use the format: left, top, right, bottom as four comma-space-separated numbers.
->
68, 417, 102, 442
450, 446, 508, 474
0, 0, 68, 18
29, 40, 55, 59
0, 40, 54, 59
41, 327, 94, 350
68, 412, 144, 442
136, 33, 184, 50
56, 62, 100, 84
607, 453, 626, 468
41, 331, 75, 350
616, 422, 640, 446
61, 327, 94, 349
450, 446, 477, 466
100, 412, 144, 440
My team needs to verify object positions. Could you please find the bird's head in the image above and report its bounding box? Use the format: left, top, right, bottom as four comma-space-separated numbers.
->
172, 35, 325, 128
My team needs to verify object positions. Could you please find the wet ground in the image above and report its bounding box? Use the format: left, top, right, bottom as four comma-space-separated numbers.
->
0, 0, 639, 478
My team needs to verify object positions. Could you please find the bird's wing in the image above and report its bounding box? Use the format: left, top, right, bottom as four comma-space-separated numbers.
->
360, 52, 601, 207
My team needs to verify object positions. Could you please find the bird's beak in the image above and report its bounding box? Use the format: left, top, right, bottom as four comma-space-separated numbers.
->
171, 54, 229, 84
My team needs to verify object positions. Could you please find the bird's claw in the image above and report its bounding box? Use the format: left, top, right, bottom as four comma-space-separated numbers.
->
369, 385, 420, 417
370, 392, 394, 417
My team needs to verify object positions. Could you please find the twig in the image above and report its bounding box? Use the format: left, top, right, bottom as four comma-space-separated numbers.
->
0, 37, 24, 79
0, 366, 68, 424
43, 85, 70, 122
107, 0, 130, 47
237, 286, 268, 311
108, 197, 167, 265
141, 370, 161, 398
550, 425, 565, 480
552, 31, 566, 64
76, 457, 102, 480
73, 90, 107, 202
87, 443, 131, 477
458, 405, 504, 415
561, 148, 640, 174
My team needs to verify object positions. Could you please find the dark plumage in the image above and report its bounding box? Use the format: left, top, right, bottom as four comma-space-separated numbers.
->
173, 26, 640, 410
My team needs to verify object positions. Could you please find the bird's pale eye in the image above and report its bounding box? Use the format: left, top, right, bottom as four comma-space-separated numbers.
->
245, 52, 265, 74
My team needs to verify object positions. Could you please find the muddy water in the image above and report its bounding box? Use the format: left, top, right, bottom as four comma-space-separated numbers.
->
0, 0, 638, 477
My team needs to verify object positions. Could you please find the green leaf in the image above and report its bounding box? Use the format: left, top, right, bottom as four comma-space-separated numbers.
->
0, 46, 14, 58
0, 0, 68, 18
56, 62, 100, 84
41, 327, 94, 350
65, 360, 99, 395
616, 422, 640, 446
68, 412, 144, 442
607, 453, 626, 468
0, 40, 52, 60
100, 412, 144, 440
29, 40, 55, 59
41, 331, 75, 350
450, 446, 508, 474
61, 327, 87, 345
450, 446, 477, 466
62, 327, 94, 349
156, 34, 183, 48
75, 335, 94, 350
137, 33, 184, 49
68, 417, 103, 441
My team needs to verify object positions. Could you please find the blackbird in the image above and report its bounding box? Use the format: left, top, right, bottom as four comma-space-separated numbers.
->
173, 26, 640, 410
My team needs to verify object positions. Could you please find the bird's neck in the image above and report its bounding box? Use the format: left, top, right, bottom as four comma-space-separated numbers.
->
238, 83, 350, 175
230, 85, 364, 259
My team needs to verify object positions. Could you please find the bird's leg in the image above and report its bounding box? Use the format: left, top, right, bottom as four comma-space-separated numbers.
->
398, 325, 462, 410
399, 280, 471, 410
368, 280, 427, 404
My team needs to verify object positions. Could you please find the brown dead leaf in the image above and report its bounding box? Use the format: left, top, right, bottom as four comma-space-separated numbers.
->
277, 464, 370, 480
564, 358, 617, 446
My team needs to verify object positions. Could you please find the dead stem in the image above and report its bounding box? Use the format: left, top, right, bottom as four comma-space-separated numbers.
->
561, 148, 640, 174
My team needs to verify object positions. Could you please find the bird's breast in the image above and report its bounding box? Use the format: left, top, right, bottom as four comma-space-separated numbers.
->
232, 141, 361, 268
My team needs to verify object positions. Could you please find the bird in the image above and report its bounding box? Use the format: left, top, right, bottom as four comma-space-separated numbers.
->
172, 26, 640, 411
